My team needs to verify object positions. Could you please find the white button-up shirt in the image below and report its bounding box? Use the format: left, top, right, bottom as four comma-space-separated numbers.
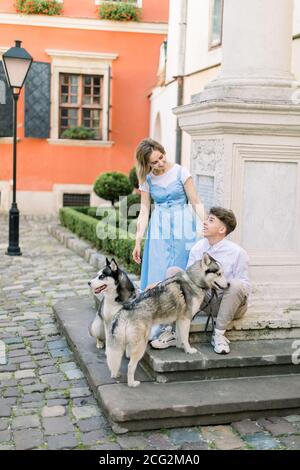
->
186, 238, 251, 295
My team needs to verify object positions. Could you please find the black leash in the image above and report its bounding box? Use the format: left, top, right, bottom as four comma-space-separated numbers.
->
203, 289, 218, 333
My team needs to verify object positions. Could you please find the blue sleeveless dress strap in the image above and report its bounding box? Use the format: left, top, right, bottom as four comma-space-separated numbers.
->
140, 165, 197, 291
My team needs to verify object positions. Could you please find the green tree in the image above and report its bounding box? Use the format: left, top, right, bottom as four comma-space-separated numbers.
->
93, 172, 133, 206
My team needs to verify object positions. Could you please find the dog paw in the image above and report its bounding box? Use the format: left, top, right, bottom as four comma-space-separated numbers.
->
111, 373, 121, 379
128, 380, 140, 387
186, 347, 198, 354
96, 340, 104, 349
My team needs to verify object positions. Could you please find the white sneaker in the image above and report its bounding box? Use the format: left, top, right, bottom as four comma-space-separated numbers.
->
150, 326, 176, 349
211, 329, 230, 354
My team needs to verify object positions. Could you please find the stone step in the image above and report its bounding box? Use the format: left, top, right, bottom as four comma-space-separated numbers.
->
97, 374, 300, 433
142, 339, 300, 382
53, 296, 300, 433
190, 311, 300, 342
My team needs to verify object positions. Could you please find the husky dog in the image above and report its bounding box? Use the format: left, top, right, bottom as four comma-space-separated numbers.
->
88, 258, 137, 349
106, 253, 229, 387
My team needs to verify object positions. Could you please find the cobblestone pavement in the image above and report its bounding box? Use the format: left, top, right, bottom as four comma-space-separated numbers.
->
1, 215, 300, 450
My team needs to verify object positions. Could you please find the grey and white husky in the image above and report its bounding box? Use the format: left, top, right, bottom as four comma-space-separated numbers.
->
106, 253, 229, 387
88, 258, 137, 349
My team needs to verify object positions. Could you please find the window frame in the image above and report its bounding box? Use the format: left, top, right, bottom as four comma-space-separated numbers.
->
208, 0, 224, 50
59, 73, 104, 139
46, 49, 118, 145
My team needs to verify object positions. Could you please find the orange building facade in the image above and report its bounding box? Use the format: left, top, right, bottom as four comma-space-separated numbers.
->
0, 0, 168, 213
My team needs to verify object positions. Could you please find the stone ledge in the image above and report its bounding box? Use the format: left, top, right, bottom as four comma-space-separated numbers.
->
52, 296, 300, 433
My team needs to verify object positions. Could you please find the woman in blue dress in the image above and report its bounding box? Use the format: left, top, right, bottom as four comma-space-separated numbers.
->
132, 138, 206, 340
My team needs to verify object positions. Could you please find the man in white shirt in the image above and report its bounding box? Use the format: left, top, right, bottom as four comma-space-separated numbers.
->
150, 207, 250, 354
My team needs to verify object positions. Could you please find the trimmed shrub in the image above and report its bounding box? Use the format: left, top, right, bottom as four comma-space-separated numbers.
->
59, 207, 141, 274
93, 172, 133, 206
129, 166, 139, 189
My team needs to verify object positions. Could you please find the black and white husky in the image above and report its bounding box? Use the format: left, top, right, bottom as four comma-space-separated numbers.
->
88, 258, 137, 349
106, 253, 229, 387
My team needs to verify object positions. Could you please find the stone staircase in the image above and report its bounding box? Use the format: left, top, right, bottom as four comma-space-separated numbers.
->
53, 296, 300, 434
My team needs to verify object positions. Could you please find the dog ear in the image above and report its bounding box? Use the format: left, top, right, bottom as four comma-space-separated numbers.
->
110, 258, 118, 272
201, 252, 211, 269
106, 257, 110, 266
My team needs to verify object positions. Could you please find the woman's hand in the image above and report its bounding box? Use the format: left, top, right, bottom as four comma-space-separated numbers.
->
132, 243, 142, 264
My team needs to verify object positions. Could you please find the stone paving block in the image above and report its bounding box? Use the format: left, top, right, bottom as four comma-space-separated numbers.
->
258, 418, 296, 436
72, 405, 101, 420
47, 339, 68, 350
169, 428, 202, 445
180, 441, 210, 450
90, 443, 121, 450
14, 429, 44, 450
0, 372, 13, 381
49, 348, 72, 358
0, 444, 14, 450
0, 400, 11, 417
201, 425, 246, 450
231, 420, 262, 435
64, 369, 84, 380
146, 433, 178, 450
43, 416, 75, 435
39, 366, 58, 375
0, 430, 11, 442
42, 406, 66, 418
285, 415, 300, 423
243, 433, 280, 450
23, 384, 48, 394
19, 362, 36, 370
15, 369, 36, 379
12, 415, 40, 430
21, 393, 44, 403
0, 418, 9, 431
3, 387, 20, 398
116, 435, 152, 450
81, 430, 107, 446
280, 435, 300, 450
69, 387, 91, 398
47, 433, 78, 450
77, 417, 105, 433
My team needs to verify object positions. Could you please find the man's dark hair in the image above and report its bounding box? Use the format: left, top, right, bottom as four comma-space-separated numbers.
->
209, 207, 237, 236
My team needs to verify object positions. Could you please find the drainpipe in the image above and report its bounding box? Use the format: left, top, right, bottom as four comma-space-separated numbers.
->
175, 0, 188, 164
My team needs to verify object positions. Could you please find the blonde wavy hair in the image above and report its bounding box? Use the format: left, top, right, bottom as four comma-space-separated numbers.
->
135, 138, 166, 184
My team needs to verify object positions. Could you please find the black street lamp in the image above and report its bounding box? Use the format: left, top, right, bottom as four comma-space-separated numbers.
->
2, 40, 33, 256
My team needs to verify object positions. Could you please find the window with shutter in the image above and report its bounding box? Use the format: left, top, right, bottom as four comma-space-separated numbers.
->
24, 61, 51, 138
0, 61, 13, 138
59, 73, 104, 140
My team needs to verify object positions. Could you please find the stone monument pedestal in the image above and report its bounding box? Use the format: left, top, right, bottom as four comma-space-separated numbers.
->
174, 0, 300, 338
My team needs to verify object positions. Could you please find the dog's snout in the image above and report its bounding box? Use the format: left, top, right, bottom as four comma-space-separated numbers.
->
227, 282, 230, 288
88, 281, 91, 287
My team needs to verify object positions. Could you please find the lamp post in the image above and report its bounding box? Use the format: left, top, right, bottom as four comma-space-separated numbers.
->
2, 40, 33, 256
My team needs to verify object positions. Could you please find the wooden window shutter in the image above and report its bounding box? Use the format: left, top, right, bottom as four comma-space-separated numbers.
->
24, 61, 51, 138
0, 61, 13, 138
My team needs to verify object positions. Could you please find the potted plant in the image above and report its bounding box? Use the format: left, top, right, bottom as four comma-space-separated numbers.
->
61, 127, 96, 140
98, 1, 140, 22
15, 0, 63, 15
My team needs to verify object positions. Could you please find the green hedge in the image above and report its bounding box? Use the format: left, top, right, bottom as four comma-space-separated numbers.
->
59, 207, 141, 274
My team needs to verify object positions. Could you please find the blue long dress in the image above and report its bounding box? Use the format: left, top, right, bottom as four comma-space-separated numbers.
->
140, 165, 197, 291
